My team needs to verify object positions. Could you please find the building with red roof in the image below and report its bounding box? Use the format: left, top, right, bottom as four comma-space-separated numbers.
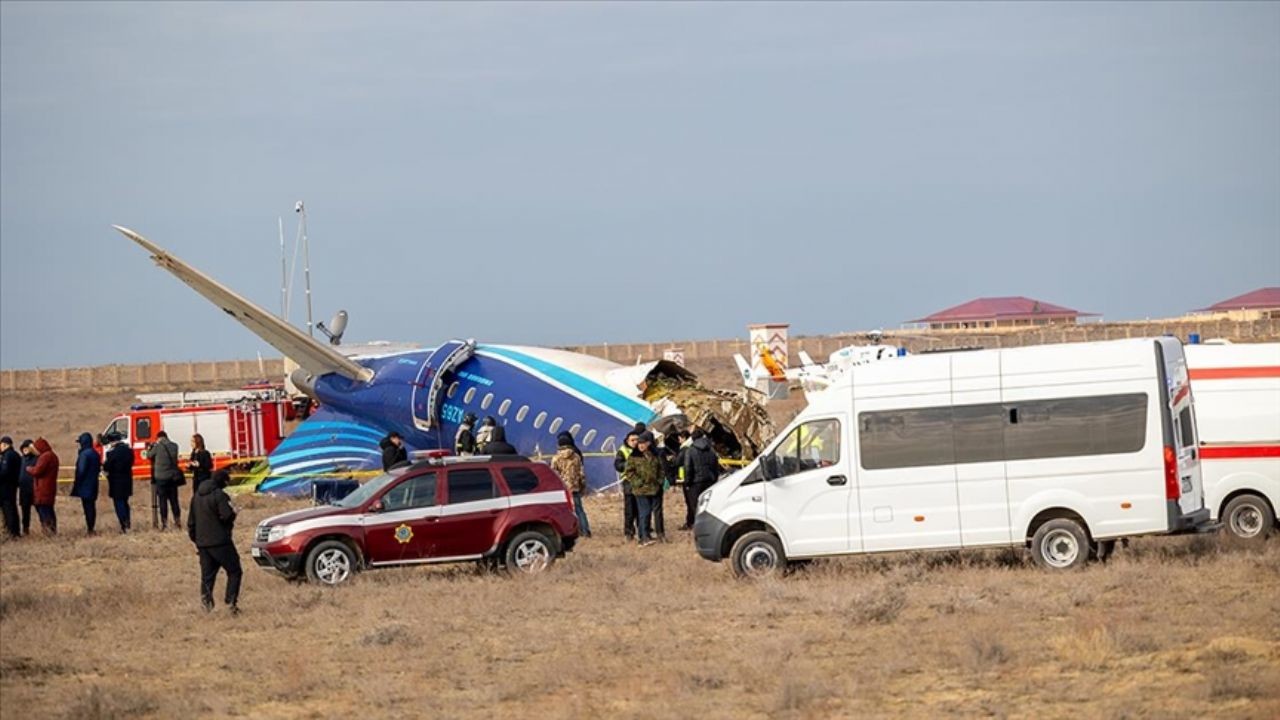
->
1194, 287, 1280, 319
908, 296, 1097, 331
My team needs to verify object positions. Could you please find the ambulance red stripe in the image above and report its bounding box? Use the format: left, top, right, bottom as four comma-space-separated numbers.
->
1199, 445, 1280, 460
1188, 366, 1280, 380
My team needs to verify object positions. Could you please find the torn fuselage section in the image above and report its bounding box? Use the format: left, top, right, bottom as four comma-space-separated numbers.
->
629, 361, 775, 462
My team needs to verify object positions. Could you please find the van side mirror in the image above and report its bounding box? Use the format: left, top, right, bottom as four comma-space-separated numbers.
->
761, 454, 778, 481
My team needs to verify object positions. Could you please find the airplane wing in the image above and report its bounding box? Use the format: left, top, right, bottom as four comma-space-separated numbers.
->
113, 225, 373, 383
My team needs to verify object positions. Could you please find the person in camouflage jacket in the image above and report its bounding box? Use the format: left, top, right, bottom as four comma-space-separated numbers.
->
551, 436, 591, 538
625, 432, 665, 546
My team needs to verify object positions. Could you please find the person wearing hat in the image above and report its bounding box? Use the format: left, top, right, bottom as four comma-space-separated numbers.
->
0, 436, 21, 537
551, 433, 591, 538
613, 431, 640, 540
102, 432, 135, 533
380, 432, 408, 471
455, 413, 478, 456
475, 416, 497, 452
70, 432, 102, 535
625, 432, 665, 546
17, 440, 37, 535
29, 437, 59, 535
188, 469, 242, 614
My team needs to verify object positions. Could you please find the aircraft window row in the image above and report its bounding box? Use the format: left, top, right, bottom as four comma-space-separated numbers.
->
516, 405, 530, 423
481, 393, 494, 411
499, 399, 512, 417
447, 382, 459, 399
549, 417, 563, 435
583, 429, 597, 447
464, 387, 477, 404
569, 423, 581, 438
601, 436, 617, 453
534, 411, 548, 430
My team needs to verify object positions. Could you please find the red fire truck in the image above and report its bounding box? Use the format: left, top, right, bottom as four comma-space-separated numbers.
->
100, 384, 293, 480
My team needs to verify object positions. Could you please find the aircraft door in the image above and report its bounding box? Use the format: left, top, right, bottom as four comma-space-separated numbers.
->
763, 417, 853, 557
411, 340, 476, 434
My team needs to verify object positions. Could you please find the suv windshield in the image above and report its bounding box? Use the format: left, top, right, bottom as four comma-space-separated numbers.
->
333, 468, 409, 508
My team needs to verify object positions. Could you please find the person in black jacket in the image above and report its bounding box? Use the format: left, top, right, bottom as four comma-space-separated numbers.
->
481, 426, 517, 455
102, 433, 134, 533
455, 413, 478, 456
70, 432, 101, 535
0, 437, 20, 538
380, 432, 408, 471
17, 440, 36, 536
188, 470, 242, 613
189, 433, 213, 499
682, 428, 723, 527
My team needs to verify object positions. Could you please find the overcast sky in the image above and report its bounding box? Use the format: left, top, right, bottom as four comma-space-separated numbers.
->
2, 2, 1277, 369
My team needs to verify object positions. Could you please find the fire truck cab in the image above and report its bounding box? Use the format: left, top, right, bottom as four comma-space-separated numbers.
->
102, 385, 292, 480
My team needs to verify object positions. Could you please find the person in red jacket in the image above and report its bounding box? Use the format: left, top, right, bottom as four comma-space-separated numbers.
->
29, 437, 59, 535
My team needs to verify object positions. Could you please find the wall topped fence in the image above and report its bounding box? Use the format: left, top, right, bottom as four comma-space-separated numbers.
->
2, 359, 286, 392
4, 317, 1277, 393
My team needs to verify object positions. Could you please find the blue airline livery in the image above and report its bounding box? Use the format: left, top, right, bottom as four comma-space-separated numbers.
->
113, 226, 767, 496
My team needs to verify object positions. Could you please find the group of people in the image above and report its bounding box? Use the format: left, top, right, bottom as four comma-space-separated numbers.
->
0, 430, 215, 537
614, 422, 722, 546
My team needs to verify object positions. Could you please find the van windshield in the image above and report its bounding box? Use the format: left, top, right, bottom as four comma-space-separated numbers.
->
334, 468, 409, 508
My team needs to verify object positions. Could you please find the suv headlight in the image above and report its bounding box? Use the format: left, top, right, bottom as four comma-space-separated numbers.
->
267, 526, 287, 543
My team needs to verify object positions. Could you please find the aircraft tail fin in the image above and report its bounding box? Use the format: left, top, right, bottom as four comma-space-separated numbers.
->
113, 225, 373, 383
798, 350, 818, 368
733, 353, 756, 388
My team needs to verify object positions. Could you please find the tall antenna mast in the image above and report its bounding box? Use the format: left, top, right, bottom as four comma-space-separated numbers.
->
278, 216, 287, 319
297, 200, 314, 337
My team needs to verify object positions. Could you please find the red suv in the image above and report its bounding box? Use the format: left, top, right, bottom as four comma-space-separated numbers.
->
250, 456, 579, 585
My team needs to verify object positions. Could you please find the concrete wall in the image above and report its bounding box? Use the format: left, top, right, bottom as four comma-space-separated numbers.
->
1, 359, 286, 392
3, 317, 1276, 392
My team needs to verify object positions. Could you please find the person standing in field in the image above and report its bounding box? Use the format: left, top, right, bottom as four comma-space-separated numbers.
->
70, 432, 101, 535
189, 433, 213, 498
17, 440, 36, 536
682, 428, 723, 528
613, 431, 640, 540
102, 433, 134, 533
188, 470, 242, 614
626, 432, 665, 547
146, 431, 184, 530
0, 436, 21, 538
29, 437, 59, 535
551, 434, 591, 538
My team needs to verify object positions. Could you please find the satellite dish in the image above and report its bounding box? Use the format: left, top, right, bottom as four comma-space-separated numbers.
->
316, 310, 348, 346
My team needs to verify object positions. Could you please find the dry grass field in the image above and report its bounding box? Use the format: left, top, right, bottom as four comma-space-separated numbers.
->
2, 368, 1279, 719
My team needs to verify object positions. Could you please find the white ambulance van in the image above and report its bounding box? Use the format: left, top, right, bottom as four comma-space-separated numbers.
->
694, 338, 1212, 575
1184, 342, 1280, 540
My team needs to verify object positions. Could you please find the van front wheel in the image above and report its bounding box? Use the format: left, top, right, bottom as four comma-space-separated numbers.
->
730, 531, 785, 579
1030, 519, 1090, 570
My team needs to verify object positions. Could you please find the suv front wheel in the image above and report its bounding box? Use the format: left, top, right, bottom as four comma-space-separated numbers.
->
306, 540, 357, 586
504, 531, 556, 574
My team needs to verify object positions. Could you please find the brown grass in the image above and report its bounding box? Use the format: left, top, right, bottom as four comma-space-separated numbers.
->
3, 373, 1280, 718
2, 493, 1279, 720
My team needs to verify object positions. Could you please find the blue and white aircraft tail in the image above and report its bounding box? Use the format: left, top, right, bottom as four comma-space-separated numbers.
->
113, 226, 773, 496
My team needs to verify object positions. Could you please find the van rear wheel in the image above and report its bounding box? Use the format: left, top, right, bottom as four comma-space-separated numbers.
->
1223, 494, 1274, 540
730, 531, 785, 579
1030, 519, 1090, 570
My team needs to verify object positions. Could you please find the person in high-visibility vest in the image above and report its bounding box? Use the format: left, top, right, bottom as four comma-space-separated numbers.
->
613, 431, 640, 540
455, 413, 477, 456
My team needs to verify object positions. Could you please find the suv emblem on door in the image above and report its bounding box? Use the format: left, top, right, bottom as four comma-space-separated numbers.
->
394, 524, 414, 544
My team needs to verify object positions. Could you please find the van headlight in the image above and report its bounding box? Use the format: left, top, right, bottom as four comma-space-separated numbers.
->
697, 489, 712, 512
267, 526, 287, 543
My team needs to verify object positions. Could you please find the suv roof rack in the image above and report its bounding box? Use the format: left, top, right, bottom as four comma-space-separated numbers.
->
406, 451, 531, 469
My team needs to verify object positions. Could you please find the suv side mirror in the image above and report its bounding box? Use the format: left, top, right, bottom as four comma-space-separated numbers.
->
369, 500, 384, 513
760, 454, 778, 481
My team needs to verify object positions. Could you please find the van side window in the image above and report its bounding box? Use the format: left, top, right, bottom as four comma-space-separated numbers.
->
859, 408, 953, 470
447, 469, 496, 504
1177, 407, 1195, 449
773, 419, 841, 477
381, 472, 437, 511
135, 417, 153, 441
1004, 394, 1147, 461
108, 418, 129, 441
